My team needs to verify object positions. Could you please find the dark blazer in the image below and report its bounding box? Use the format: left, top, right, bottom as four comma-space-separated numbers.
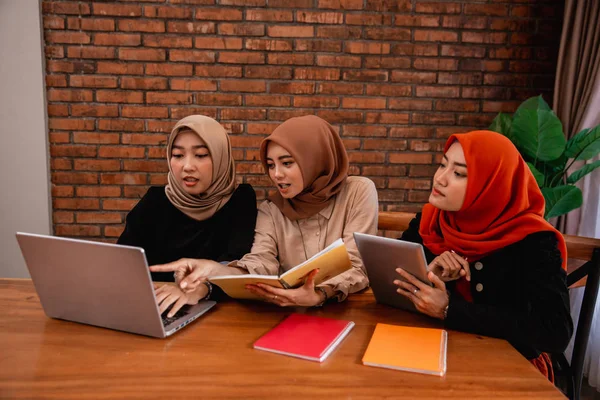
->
401, 213, 573, 360
118, 184, 257, 283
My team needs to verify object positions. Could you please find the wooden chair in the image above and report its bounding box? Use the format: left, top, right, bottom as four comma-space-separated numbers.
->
377, 211, 600, 400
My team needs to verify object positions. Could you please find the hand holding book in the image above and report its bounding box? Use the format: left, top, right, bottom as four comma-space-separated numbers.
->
246, 269, 326, 307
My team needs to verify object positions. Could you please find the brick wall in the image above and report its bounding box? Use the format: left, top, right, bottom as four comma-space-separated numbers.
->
42, 0, 564, 240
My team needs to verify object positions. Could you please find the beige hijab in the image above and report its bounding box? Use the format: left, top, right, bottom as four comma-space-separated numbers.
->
259, 115, 349, 221
165, 115, 237, 221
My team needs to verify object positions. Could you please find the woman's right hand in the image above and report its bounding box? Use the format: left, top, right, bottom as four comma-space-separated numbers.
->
428, 251, 470, 282
150, 258, 215, 292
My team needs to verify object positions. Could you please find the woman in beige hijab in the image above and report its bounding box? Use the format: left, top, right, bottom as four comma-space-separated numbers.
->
151, 115, 378, 307
118, 115, 257, 316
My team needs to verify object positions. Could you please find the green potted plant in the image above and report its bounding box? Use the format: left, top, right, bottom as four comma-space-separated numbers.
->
489, 95, 600, 220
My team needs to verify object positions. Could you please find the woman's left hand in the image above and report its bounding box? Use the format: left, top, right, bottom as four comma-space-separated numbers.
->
394, 268, 449, 320
245, 269, 325, 307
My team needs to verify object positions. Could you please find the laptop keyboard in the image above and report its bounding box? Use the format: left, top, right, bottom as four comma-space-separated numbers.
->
161, 305, 190, 326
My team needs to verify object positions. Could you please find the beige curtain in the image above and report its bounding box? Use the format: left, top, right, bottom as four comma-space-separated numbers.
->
553, 0, 600, 236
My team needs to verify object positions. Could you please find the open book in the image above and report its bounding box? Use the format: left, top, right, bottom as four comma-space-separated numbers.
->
209, 238, 351, 300
362, 323, 448, 376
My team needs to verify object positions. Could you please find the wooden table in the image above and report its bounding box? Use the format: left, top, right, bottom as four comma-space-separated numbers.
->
0, 279, 564, 399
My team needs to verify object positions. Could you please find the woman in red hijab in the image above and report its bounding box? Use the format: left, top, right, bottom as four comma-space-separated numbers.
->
395, 130, 573, 381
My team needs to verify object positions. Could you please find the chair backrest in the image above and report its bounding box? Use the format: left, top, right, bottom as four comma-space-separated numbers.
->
377, 211, 600, 400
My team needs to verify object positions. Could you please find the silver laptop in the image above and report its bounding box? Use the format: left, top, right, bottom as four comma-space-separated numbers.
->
354, 232, 432, 313
15, 232, 216, 338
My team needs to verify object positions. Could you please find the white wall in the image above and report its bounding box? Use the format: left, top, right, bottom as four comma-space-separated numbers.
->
0, 0, 51, 278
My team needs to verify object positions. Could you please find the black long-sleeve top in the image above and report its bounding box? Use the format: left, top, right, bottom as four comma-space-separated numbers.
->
118, 184, 257, 283
401, 213, 573, 360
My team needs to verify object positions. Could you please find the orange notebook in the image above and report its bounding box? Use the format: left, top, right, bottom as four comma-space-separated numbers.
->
362, 323, 447, 376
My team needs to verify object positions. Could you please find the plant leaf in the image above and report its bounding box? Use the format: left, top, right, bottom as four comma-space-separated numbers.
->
567, 159, 600, 184
526, 162, 545, 187
564, 126, 600, 161
512, 96, 566, 162
489, 112, 513, 138
542, 185, 583, 220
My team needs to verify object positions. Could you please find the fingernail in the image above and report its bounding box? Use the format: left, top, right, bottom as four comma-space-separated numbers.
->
393, 280, 399, 285
180, 282, 187, 288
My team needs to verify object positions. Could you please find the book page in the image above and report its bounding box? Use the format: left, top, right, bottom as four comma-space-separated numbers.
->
279, 238, 351, 288
209, 275, 283, 300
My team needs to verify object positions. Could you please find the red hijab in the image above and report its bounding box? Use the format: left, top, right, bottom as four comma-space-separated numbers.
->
419, 130, 567, 270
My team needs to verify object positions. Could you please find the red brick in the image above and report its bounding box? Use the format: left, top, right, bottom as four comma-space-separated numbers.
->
97, 62, 144, 75
221, 80, 266, 92
102, 199, 141, 211
414, 30, 458, 42
414, 58, 458, 71
43, 2, 91, 15
294, 96, 339, 108
76, 212, 122, 224
148, 121, 179, 133
389, 127, 435, 138
68, 17, 115, 31
345, 13, 390, 26
118, 19, 165, 33
297, 10, 343, 24
54, 211, 74, 224
318, 0, 363, 9
462, 32, 507, 44
48, 104, 69, 116
363, 166, 408, 176
221, 109, 266, 121
104, 225, 125, 238
100, 173, 148, 185
229, 136, 265, 148
270, 82, 315, 94
171, 79, 217, 91
343, 70, 388, 82
48, 89, 93, 102
69, 75, 118, 88
119, 48, 165, 61
442, 16, 487, 30
219, 23, 264, 36
408, 191, 431, 202
365, 57, 412, 69
390, 71, 435, 84
342, 125, 387, 137
196, 93, 242, 106
438, 72, 483, 85
295, 67, 340, 81
51, 159, 73, 170
245, 66, 291, 79
124, 186, 150, 197
46, 31, 91, 44
268, 25, 314, 38
435, 100, 479, 112
457, 114, 495, 126
395, 15, 439, 27
55, 224, 101, 236
92, 3, 141, 16
348, 152, 385, 163
75, 186, 121, 197
196, 8, 243, 20
269, 109, 313, 121
98, 119, 145, 132
46, 75, 67, 87
365, 112, 409, 124
363, 139, 407, 150
44, 15, 65, 29
96, 90, 143, 103
342, 98, 386, 109
123, 160, 167, 173
392, 44, 438, 56
66, 46, 115, 59
144, 5, 193, 19
146, 63, 193, 76
415, 2, 460, 14
45, 46, 64, 59
316, 55, 360, 68
98, 146, 146, 158
412, 113, 456, 125
389, 99, 432, 111
440, 45, 485, 58
246, 9, 293, 21
317, 82, 362, 95
246, 95, 290, 107
247, 123, 279, 135
365, 84, 411, 97
462, 87, 510, 100
71, 104, 119, 117
170, 108, 217, 120
345, 42, 390, 54
195, 65, 242, 77
416, 86, 459, 98
52, 171, 98, 184
167, 21, 216, 34
389, 153, 433, 164
121, 77, 168, 90
245, 39, 291, 51
268, 0, 313, 7
196, 37, 242, 50
122, 106, 168, 118
316, 26, 361, 39
47, 61, 90, 75
169, 50, 216, 63
146, 92, 193, 105
464, 4, 507, 16
295, 39, 342, 52
219, 51, 265, 64
220, 0, 265, 5
364, 27, 411, 41
144, 35, 192, 48
74, 159, 121, 171
482, 101, 521, 113
50, 133, 71, 143
49, 118, 95, 131
73, 132, 120, 144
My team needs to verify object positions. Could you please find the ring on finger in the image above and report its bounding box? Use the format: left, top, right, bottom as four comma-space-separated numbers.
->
413, 288, 418, 294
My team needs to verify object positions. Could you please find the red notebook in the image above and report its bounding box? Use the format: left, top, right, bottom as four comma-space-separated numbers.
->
253, 313, 355, 362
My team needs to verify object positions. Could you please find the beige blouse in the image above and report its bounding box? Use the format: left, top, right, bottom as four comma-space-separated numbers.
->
232, 176, 378, 301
